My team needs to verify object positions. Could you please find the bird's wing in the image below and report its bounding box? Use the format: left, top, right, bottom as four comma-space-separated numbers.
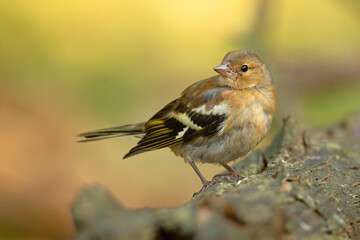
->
124, 78, 230, 158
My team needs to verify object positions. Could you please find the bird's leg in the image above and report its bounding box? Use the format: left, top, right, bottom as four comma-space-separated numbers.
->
212, 163, 245, 182
221, 163, 245, 180
188, 160, 212, 187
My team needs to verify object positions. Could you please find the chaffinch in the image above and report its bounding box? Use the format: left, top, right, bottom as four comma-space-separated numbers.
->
79, 50, 277, 187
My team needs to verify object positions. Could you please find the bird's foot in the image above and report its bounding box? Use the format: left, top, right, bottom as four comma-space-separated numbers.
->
192, 180, 215, 198
199, 179, 215, 191
193, 173, 246, 198
212, 172, 245, 184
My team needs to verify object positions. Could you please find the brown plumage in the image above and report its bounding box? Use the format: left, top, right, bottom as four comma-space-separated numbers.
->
78, 50, 276, 187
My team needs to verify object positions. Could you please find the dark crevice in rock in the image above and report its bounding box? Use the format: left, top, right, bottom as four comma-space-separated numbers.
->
154, 226, 194, 240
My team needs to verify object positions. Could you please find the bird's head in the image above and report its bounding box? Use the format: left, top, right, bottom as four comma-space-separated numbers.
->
214, 50, 272, 89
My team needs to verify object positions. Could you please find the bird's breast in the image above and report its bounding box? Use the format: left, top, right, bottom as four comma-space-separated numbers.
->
224, 91, 273, 138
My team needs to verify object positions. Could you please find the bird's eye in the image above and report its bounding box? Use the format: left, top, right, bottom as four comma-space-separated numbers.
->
241, 65, 248, 72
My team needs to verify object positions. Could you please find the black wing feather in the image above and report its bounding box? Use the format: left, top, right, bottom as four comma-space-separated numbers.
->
123, 99, 228, 158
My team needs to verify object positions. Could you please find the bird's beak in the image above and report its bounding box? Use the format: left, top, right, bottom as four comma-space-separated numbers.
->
213, 63, 234, 78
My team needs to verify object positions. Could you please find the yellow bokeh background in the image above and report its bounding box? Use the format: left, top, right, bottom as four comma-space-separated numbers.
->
0, 0, 359, 239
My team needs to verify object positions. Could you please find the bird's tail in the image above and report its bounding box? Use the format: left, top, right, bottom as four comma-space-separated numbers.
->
77, 122, 146, 142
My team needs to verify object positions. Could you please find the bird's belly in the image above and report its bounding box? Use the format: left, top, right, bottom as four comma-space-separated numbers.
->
175, 125, 264, 164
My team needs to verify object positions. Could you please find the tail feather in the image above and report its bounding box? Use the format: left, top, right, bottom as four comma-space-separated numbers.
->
77, 122, 146, 143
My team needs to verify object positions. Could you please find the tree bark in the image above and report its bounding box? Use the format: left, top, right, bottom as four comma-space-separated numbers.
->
70, 113, 360, 240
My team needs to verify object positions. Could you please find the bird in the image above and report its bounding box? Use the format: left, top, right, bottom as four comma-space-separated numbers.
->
78, 50, 277, 188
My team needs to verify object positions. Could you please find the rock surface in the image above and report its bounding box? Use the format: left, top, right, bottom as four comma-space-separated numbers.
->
71, 114, 360, 240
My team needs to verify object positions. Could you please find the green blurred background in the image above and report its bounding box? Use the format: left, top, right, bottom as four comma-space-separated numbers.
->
0, 0, 359, 239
